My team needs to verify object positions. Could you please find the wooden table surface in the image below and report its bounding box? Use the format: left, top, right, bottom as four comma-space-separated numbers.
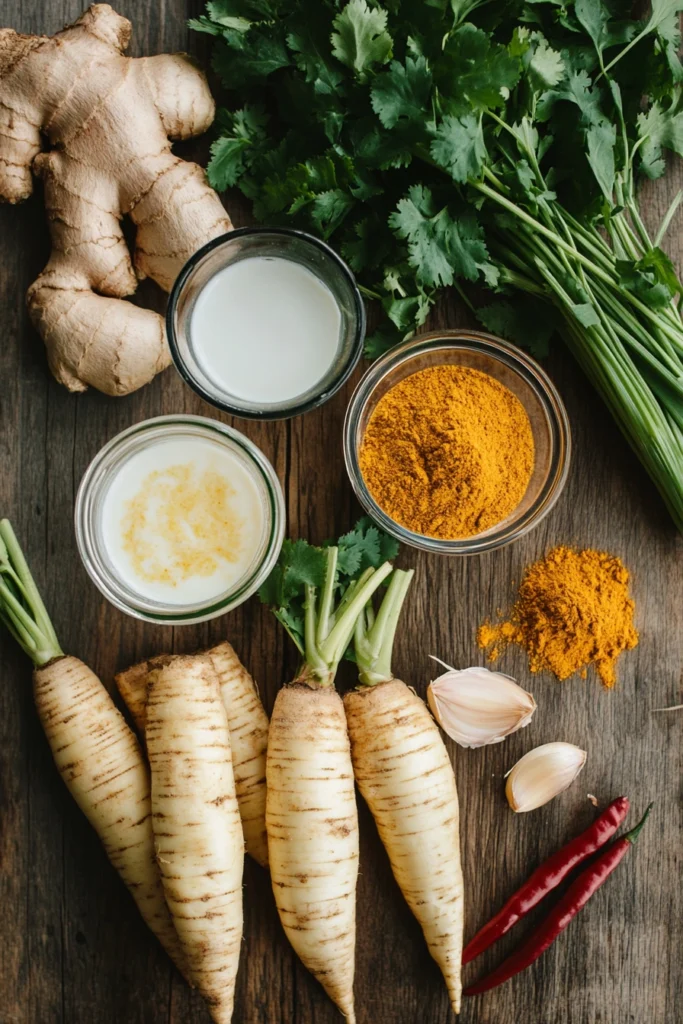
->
1, 3, 681, 1023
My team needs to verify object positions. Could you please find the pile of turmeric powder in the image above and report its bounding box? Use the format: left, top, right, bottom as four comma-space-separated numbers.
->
478, 546, 639, 688
359, 365, 535, 539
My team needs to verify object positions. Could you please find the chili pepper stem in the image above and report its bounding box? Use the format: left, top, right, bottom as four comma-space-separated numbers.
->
624, 803, 653, 844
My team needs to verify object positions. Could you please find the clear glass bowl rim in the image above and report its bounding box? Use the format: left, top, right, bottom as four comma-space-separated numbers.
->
74, 414, 286, 623
166, 226, 367, 421
343, 329, 571, 556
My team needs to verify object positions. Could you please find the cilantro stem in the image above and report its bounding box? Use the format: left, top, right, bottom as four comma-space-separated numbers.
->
453, 279, 476, 313
358, 284, 383, 301
655, 191, 683, 247
499, 267, 546, 296
480, 178, 683, 353
473, 181, 617, 286
600, 25, 651, 77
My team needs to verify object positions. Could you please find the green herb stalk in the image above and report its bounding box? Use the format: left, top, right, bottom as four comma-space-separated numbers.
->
354, 568, 413, 686
0, 519, 62, 666
193, 0, 683, 531
259, 518, 400, 686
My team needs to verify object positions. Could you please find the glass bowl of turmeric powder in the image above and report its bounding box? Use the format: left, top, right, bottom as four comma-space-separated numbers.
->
344, 330, 570, 555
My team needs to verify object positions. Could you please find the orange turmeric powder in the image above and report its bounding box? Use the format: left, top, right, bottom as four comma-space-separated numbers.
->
478, 546, 639, 688
359, 365, 535, 539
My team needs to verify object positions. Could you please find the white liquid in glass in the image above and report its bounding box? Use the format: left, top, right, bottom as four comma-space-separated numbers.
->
101, 437, 263, 605
190, 256, 342, 403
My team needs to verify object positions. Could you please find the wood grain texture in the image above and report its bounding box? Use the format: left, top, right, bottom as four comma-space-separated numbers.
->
0, 2, 681, 1023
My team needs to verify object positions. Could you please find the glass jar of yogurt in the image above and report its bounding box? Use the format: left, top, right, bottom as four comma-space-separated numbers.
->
75, 415, 285, 623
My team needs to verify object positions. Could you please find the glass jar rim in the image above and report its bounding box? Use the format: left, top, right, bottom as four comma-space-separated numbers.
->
166, 226, 367, 421
343, 329, 571, 556
74, 414, 285, 623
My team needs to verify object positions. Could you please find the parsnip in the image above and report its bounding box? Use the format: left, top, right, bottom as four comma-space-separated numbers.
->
345, 680, 464, 1013
146, 655, 244, 1024
267, 684, 358, 1023
115, 653, 173, 734
260, 532, 396, 1022
210, 641, 269, 868
115, 641, 269, 867
0, 520, 186, 974
345, 570, 464, 1013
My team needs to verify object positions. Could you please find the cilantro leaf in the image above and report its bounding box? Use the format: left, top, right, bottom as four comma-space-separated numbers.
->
571, 302, 601, 328
352, 121, 414, 169
258, 538, 326, 609
367, 516, 400, 563
586, 119, 616, 199
287, 12, 345, 95
370, 56, 433, 129
528, 35, 565, 89
310, 190, 356, 238
537, 70, 604, 124
638, 102, 683, 179
574, 0, 611, 58
207, 135, 250, 189
364, 324, 404, 358
341, 217, 381, 272
211, 26, 290, 87
389, 185, 491, 287
207, 0, 280, 20
430, 114, 486, 183
207, 105, 268, 189
189, 15, 230, 35
337, 518, 398, 577
189, 0, 270, 33
440, 24, 521, 113
383, 289, 431, 331
653, 6, 683, 81
647, 0, 683, 33
617, 249, 683, 309
331, 0, 393, 80
281, 539, 326, 590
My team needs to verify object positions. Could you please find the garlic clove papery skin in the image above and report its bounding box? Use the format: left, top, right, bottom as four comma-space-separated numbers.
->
506, 742, 587, 813
426, 666, 537, 749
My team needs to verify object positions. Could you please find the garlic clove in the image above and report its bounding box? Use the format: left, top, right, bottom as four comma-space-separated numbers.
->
505, 742, 587, 813
426, 665, 536, 749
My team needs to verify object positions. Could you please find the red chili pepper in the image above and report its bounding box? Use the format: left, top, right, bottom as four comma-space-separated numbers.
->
462, 796, 629, 964
464, 804, 652, 997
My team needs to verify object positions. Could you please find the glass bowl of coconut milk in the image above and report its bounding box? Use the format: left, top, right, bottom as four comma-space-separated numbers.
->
166, 227, 366, 419
75, 415, 285, 624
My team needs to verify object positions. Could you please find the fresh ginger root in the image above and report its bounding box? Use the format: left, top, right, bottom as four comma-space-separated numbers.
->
0, 4, 231, 396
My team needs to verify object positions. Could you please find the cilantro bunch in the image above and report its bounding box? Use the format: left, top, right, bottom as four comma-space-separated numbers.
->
193, 0, 683, 531
259, 517, 400, 685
